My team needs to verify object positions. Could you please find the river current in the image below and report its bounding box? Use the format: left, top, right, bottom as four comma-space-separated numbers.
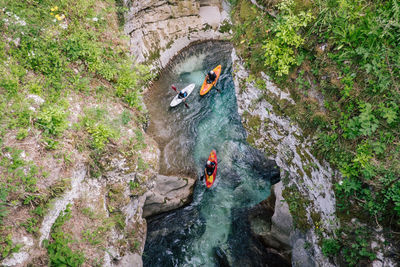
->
143, 41, 281, 266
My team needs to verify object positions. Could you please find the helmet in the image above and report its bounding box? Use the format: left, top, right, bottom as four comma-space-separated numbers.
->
210, 70, 214, 75
206, 160, 212, 166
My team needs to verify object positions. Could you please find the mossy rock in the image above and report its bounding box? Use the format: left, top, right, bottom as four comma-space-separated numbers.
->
281, 185, 311, 232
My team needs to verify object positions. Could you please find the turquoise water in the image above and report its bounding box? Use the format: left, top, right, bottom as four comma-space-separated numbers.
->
144, 41, 280, 266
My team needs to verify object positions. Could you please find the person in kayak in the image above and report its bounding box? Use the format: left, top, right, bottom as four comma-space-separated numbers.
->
206, 70, 217, 84
171, 85, 190, 108
205, 160, 216, 175
178, 90, 188, 99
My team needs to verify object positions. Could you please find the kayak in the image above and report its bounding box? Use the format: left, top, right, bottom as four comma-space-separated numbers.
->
170, 83, 195, 107
200, 65, 222, 96
205, 149, 218, 188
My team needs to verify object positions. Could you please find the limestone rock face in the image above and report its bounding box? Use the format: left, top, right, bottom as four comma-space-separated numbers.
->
270, 181, 292, 247
124, 0, 230, 69
143, 175, 196, 217
232, 49, 336, 266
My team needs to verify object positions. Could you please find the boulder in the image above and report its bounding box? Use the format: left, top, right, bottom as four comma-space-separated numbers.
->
143, 175, 195, 217
249, 181, 292, 262
270, 181, 293, 246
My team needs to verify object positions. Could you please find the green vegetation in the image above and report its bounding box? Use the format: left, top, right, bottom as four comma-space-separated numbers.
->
281, 186, 310, 231
322, 238, 340, 257
80, 107, 120, 150
36, 104, 69, 136
0, 233, 22, 259
44, 204, 85, 267
231, 0, 400, 264
263, 0, 313, 76
0, 0, 153, 263
107, 183, 129, 229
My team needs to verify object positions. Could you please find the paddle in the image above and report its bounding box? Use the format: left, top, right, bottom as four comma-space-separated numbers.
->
171, 85, 177, 92
183, 98, 189, 109
213, 85, 221, 93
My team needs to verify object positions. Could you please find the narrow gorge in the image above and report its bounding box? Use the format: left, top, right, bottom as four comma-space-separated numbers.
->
1, 0, 398, 266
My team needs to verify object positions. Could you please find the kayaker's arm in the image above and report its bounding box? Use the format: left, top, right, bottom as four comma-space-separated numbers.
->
213, 86, 221, 93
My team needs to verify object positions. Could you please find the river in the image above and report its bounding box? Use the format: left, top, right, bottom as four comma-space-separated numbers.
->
143, 41, 283, 266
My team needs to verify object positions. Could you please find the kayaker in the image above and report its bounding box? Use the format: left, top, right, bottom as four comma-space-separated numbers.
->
205, 160, 216, 175
178, 90, 188, 99
206, 70, 217, 84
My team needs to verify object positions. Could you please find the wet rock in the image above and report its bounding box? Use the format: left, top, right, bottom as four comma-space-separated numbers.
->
248, 181, 292, 262
143, 174, 195, 217
214, 245, 233, 267
144, 205, 205, 266
229, 206, 291, 267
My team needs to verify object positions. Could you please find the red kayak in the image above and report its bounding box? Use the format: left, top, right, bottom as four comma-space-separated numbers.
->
205, 150, 218, 188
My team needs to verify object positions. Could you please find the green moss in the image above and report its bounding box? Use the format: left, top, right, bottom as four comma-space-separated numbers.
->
146, 49, 161, 63
282, 185, 311, 231
247, 115, 262, 131
165, 39, 174, 50
246, 134, 256, 146
281, 171, 290, 186
296, 168, 304, 178
107, 183, 129, 213
238, 0, 258, 22
310, 211, 321, 225
303, 164, 312, 178
202, 23, 212, 31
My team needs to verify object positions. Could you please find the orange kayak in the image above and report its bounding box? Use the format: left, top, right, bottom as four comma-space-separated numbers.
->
205, 150, 218, 188
200, 65, 222, 96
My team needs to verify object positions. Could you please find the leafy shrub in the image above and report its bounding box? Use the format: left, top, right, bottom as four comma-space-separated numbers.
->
21, 217, 39, 234
322, 238, 340, 257
116, 63, 153, 110
36, 105, 69, 136
341, 227, 376, 266
86, 123, 117, 150
262, 0, 313, 76
81, 107, 119, 150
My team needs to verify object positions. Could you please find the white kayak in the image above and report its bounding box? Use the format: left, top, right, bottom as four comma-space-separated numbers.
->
170, 83, 195, 107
